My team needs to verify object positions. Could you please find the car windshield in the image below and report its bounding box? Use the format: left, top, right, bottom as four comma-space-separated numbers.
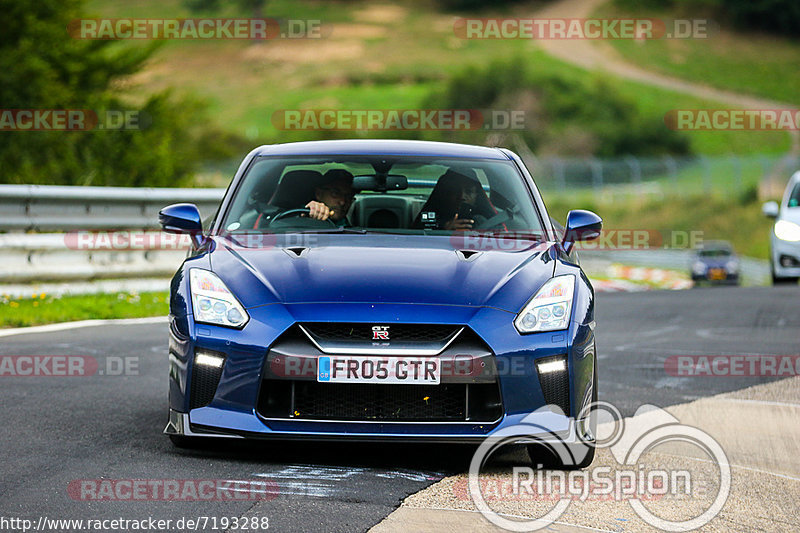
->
698, 249, 732, 258
219, 155, 543, 237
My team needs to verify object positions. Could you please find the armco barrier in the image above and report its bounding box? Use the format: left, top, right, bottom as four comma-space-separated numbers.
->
0, 184, 225, 231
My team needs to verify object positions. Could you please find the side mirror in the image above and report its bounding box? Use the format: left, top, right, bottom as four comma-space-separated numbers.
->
159, 203, 204, 247
564, 210, 603, 244
762, 201, 779, 219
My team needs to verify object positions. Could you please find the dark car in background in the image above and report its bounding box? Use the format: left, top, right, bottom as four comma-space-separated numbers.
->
690, 241, 740, 285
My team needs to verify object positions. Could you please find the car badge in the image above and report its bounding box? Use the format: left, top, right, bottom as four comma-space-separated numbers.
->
372, 326, 390, 341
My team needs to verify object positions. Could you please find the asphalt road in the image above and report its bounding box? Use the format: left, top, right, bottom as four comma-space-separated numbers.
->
0, 286, 797, 532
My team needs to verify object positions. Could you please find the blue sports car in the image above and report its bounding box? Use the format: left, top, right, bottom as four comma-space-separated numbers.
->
161, 140, 602, 467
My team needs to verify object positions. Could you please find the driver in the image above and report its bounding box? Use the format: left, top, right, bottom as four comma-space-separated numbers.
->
305, 169, 355, 226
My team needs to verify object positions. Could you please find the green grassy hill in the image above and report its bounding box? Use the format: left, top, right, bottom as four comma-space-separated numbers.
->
89, 0, 794, 157
595, 1, 800, 107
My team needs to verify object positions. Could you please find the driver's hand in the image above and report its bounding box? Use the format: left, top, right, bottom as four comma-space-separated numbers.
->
444, 214, 474, 231
305, 201, 334, 221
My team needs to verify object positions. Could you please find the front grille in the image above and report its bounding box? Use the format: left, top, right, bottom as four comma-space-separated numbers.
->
258, 324, 502, 422
537, 355, 570, 416
301, 323, 459, 343
258, 380, 503, 422
190, 354, 225, 409
297, 382, 465, 420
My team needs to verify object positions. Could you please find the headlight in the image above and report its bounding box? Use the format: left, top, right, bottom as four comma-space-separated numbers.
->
725, 260, 738, 272
774, 220, 800, 242
514, 274, 575, 334
189, 269, 249, 328
692, 262, 706, 275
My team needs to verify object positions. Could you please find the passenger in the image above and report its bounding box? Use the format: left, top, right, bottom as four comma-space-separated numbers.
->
413, 168, 496, 230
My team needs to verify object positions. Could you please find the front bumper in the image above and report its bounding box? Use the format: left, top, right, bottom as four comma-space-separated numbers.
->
771, 234, 800, 277
691, 270, 739, 284
165, 409, 589, 445
166, 302, 596, 443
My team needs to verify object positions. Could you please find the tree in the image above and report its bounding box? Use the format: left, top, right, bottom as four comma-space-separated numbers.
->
0, 0, 215, 186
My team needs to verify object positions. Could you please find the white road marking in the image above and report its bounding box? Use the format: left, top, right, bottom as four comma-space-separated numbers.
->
252, 464, 442, 498
0, 316, 166, 338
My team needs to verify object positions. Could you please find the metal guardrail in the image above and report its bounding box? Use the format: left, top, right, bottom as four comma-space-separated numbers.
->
0, 184, 225, 231
0, 232, 189, 283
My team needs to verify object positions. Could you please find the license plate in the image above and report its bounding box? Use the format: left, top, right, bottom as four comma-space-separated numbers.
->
317, 356, 440, 384
708, 268, 726, 280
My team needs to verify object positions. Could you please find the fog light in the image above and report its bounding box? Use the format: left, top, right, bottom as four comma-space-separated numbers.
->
195, 351, 224, 368
537, 358, 567, 374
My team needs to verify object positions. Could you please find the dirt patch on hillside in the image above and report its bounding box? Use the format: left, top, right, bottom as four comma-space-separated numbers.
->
242, 40, 365, 64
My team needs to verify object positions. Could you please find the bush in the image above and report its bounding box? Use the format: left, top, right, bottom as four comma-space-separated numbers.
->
423, 57, 691, 157
0, 0, 245, 186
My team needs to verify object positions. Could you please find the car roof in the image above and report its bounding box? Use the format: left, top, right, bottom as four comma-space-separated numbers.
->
252, 139, 510, 160
698, 240, 734, 251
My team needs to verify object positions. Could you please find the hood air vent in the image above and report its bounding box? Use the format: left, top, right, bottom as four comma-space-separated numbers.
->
284, 247, 309, 258
456, 249, 482, 262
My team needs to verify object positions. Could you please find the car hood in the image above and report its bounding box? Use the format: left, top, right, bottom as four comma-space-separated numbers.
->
780, 207, 800, 224
208, 234, 557, 313
696, 257, 735, 267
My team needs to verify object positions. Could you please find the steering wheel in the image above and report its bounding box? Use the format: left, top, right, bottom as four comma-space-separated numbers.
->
266, 208, 337, 228
472, 208, 512, 230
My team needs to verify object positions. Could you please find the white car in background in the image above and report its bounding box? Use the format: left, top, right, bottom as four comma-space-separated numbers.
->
763, 170, 800, 284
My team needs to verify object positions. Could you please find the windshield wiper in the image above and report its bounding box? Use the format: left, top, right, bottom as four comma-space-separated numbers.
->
293, 228, 368, 234
478, 230, 543, 242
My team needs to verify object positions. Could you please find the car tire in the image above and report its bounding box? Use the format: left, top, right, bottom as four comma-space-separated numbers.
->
527, 366, 597, 470
771, 269, 799, 285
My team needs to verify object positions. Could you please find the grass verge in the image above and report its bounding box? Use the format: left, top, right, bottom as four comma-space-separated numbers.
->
0, 291, 168, 329
545, 194, 772, 259
595, 2, 800, 107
